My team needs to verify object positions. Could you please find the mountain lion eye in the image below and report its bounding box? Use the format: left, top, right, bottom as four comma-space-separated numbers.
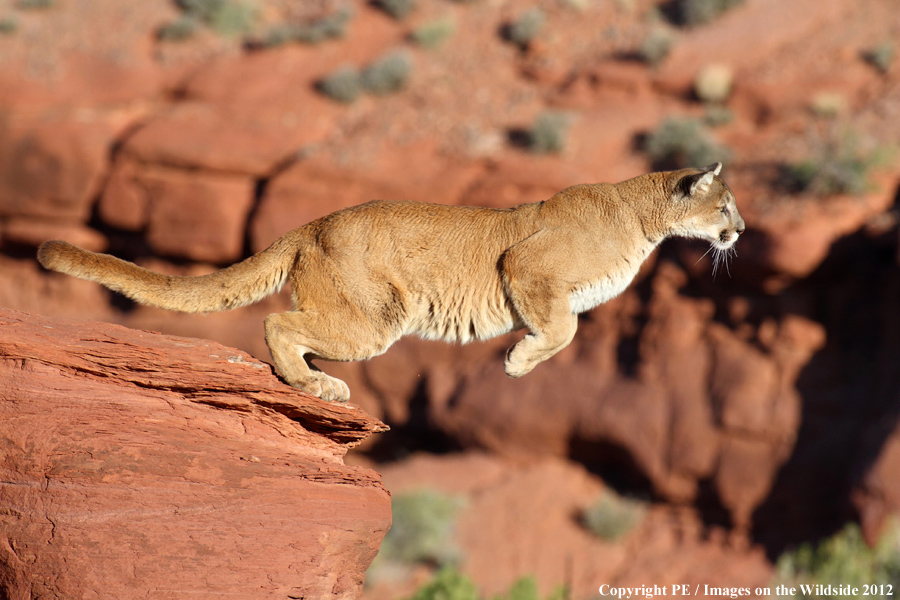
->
720, 206, 729, 215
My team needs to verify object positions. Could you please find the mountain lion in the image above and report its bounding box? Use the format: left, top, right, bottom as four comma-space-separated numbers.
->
38, 163, 744, 402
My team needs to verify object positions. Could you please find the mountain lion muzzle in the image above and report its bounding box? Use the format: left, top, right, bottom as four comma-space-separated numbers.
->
38, 163, 744, 402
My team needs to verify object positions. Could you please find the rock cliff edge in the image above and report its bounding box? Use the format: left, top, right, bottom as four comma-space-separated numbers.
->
0, 308, 390, 600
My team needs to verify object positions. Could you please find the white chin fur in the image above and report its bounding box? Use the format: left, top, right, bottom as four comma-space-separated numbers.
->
713, 233, 738, 250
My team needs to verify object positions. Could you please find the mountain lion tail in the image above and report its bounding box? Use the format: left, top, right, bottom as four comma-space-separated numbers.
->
37, 236, 300, 314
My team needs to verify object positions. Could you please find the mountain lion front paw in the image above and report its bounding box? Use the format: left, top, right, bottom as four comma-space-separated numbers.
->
504, 344, 538, 379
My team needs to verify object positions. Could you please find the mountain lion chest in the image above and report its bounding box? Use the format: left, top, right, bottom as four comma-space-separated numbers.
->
566, 243, 655, 314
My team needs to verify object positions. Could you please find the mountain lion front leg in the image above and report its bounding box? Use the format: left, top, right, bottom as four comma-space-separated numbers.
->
501, 230, 579, 378
504, 310, 577, 378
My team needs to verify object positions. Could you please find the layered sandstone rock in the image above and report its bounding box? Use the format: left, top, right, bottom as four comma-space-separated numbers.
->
0, 308, 390, 600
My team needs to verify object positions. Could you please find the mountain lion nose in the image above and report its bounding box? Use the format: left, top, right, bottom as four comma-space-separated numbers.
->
736, 226, 745, 235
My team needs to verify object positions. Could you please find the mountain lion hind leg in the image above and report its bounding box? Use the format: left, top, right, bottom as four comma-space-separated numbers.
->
264, 309, 394, 402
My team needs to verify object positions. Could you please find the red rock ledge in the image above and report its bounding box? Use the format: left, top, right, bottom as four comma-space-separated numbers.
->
0, 308, 390, 600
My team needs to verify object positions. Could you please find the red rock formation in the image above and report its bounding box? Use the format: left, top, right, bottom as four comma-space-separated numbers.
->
853, 424, 900, 546
367, 452, 773, 600
0, 308, 390, 600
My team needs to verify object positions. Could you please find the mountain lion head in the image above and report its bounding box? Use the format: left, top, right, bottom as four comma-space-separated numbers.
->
667, 162, 745, 274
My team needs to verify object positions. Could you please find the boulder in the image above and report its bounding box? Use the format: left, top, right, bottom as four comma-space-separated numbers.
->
99, 162, 255, 263
852, 423, 900, 546
0, 308, 390, 600
0, 114, 117, 223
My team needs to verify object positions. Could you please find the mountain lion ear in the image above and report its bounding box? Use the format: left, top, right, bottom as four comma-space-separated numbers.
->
676, 170, 716, 199
702, 162, 723, 176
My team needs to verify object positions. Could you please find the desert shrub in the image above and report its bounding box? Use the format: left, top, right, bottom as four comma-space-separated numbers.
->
361, 51, 413, 95
504, 8, 545, 48
525, 111, 572, 155
643, 117, 732, 170
503, 576, 569, 600
254, 8, 352, 47
176, 0, 224, 21
14, 0, 55, 9
772, 520, 900, 599
411, 17, 456, 49
581, 491, 648, 542
0, 17, 18, 34
409, 569, 568, 600
209, 1, 255, 36
376, 0, 416, 20
163, 0, 256, 38
666, 0, 744, 27
410, 568, 479, 600
864, 42, 896, 74
388, 492, 461, 565
317, 51, 413, 103
317, 66, 363, 104
783, 136, 895, 197
378, 490, 464, 567
638, 27, 675, 66
157, 15, 200, 41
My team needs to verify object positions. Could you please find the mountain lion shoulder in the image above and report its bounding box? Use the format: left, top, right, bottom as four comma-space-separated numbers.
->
38, 163, 745, 402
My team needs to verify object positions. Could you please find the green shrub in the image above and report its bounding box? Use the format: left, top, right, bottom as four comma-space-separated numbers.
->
167, 0, 256, 38
412, 17, 456, 49
379, 490, 463, 567
376, 0, 416, 20
254, 8, 352, 47
206, 0, 255, 36
673, 0, 745, 26
782, 133, 895, 196
408, 569, 569, 600
772, 520, 900, 599
176, 0, 224, 21
317, 66, 363, 104
0, 17, 18, 34
361, 51, 413, 95
581, 491, 648, 542
157, 15, 200, 41
638, 27, 675, 66
526, 111, 572, 155
864, 42, 896, 74
294, 8, 351, 42
317, 51, 413, 103
504, 8, 545, 48
643, 117, 732, 170
410, 568, 480, 600
14, 0, 55, 9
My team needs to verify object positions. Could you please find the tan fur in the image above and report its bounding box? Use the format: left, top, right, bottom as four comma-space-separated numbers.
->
37, 164, 744, 402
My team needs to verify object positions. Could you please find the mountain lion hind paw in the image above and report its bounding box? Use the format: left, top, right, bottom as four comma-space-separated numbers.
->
290, 372, 350, 403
